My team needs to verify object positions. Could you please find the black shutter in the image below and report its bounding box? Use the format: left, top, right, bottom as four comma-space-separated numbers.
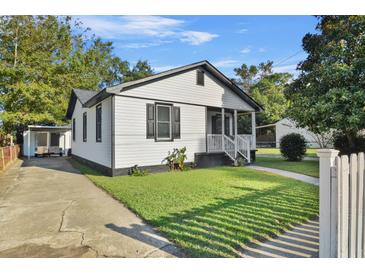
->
83, 112, 87, 142
146, 104, 155, 139
172, 106, 180, 139
72, 118, 76, 141
96, 104, 102, 142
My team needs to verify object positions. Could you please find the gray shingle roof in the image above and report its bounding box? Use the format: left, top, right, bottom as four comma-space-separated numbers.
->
73, 89, 97, 104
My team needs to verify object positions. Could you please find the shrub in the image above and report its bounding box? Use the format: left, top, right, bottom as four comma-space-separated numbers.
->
280, 133, 307, 161
333, 133, 365, 155
128, 165, 149, 176
162, 147, 188, 171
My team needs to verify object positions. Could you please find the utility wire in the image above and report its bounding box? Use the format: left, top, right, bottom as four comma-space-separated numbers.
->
274, 49, 304, 66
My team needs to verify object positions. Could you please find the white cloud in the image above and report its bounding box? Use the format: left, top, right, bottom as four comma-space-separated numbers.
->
258, 47, 267, 53
80, 16, 218, 47
237, 28, 248, 34
212, 59, 239, 68
180, 31, 219, 46
116, 40, 171, 49
240, 47, 251, 54
80, 16, 184, 39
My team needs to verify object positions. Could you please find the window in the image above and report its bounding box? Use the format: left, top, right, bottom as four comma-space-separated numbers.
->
96, 104, 102, 142
156, 104, 172, 140
146, 103, 180, 141
197, 70, 204, 86
72, 118, 76, 141
50, 133, 60, 146
83, 112, 87, 142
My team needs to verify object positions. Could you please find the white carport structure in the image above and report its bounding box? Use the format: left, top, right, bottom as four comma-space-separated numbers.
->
23, 125, 72, 159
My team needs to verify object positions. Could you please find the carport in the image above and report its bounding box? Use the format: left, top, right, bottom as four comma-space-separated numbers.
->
23, 125, 72, 159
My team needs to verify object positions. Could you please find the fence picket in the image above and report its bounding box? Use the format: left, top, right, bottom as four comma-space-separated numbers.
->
349, 154, 358, 257
340, 155, 350, 257
357, 152, 364, 257
336, 156, 342, 257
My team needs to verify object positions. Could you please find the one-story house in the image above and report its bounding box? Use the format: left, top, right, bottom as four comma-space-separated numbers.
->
23, 125, 72, 158
66, 60, 263, 176
256, 117, 325, 148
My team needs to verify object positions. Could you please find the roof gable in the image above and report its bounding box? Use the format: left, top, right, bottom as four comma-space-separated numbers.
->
98, 60, 262, 111
66, 88, 97, 119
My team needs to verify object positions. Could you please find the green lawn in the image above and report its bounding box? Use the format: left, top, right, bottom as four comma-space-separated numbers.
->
71, 160, 319, 257
255, 157, 319, 177
257, 148, 318, 157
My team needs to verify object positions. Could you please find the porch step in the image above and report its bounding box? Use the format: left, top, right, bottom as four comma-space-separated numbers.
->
194, 152, 233, 168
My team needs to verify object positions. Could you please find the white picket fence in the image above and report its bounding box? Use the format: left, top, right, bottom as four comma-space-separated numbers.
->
318, 149, 365, 258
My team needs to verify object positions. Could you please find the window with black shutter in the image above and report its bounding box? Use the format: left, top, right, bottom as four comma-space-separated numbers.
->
96, 104, 102, 142
156, 104, 172, 140
196, 70, 204, 86
146, 104, 155, 139
72, 118, 76, 141
172, 106, 180, 139
83, 112, 87, 142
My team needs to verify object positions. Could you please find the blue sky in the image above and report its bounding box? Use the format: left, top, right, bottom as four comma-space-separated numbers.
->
78, 16, 318, 78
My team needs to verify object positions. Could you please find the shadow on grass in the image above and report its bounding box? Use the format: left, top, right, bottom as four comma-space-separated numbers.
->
72, 160, 319, 258
151, 184, 318, 257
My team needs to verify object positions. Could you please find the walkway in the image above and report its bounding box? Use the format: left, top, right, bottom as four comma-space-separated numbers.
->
0, 157, 183, 258
247, 165, 319, 185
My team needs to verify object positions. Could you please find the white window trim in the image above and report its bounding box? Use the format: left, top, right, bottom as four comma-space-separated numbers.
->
156, 104, 172, 141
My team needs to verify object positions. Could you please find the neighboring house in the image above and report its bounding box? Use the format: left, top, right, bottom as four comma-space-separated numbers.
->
66, 60, 263, 176
23, 125, 72, 158
256, 117, 331, 148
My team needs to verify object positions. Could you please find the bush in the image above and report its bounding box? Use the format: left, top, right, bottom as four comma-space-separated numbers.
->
280, 133, 307, 161
333, 133, 365, 155
162, 147, 188, 171
128, 165, 149, 176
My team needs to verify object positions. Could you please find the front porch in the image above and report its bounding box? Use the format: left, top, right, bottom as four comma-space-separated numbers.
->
205, 107, 256, 164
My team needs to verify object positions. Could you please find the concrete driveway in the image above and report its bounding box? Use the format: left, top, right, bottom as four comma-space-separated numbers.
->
0, 157, 183, 258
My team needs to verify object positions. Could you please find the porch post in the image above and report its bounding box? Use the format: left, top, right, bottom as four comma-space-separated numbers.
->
251, 112, 256, 150
221, 108, 225, 151
27, 129, 30, 160
234, 110, 238, 158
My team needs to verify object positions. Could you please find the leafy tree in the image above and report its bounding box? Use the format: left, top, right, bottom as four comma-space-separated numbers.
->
123, 60, 154, 82
0, 16, 150, 140
285, 16, 365, 149
234, 60, 291, 126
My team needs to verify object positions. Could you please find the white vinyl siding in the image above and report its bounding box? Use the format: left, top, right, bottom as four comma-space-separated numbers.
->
121, 68, 254, 111
114, 96, 206, 168
71, 97, 112, 167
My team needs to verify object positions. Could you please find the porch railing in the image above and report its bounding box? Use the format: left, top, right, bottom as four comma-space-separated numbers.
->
207, 134, 253, 163
238, 134, 253, 149
223, 135, 235, 161
207, 134, 223, 152
237, 135, 251, 162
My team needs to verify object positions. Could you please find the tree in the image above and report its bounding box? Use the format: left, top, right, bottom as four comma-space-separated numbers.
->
285, 16, 365, 150
250, 73, 291, 125
234, 60, 291, 126
0, 16, 136, 139
123, 60, 154, 82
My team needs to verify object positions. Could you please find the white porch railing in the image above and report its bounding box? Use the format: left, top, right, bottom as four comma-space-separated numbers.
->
207, 134, 223, 152
238, 134, 253, 149
223, 135, 235, 161
237, 135, 251, 162
207, 134, 253, 163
